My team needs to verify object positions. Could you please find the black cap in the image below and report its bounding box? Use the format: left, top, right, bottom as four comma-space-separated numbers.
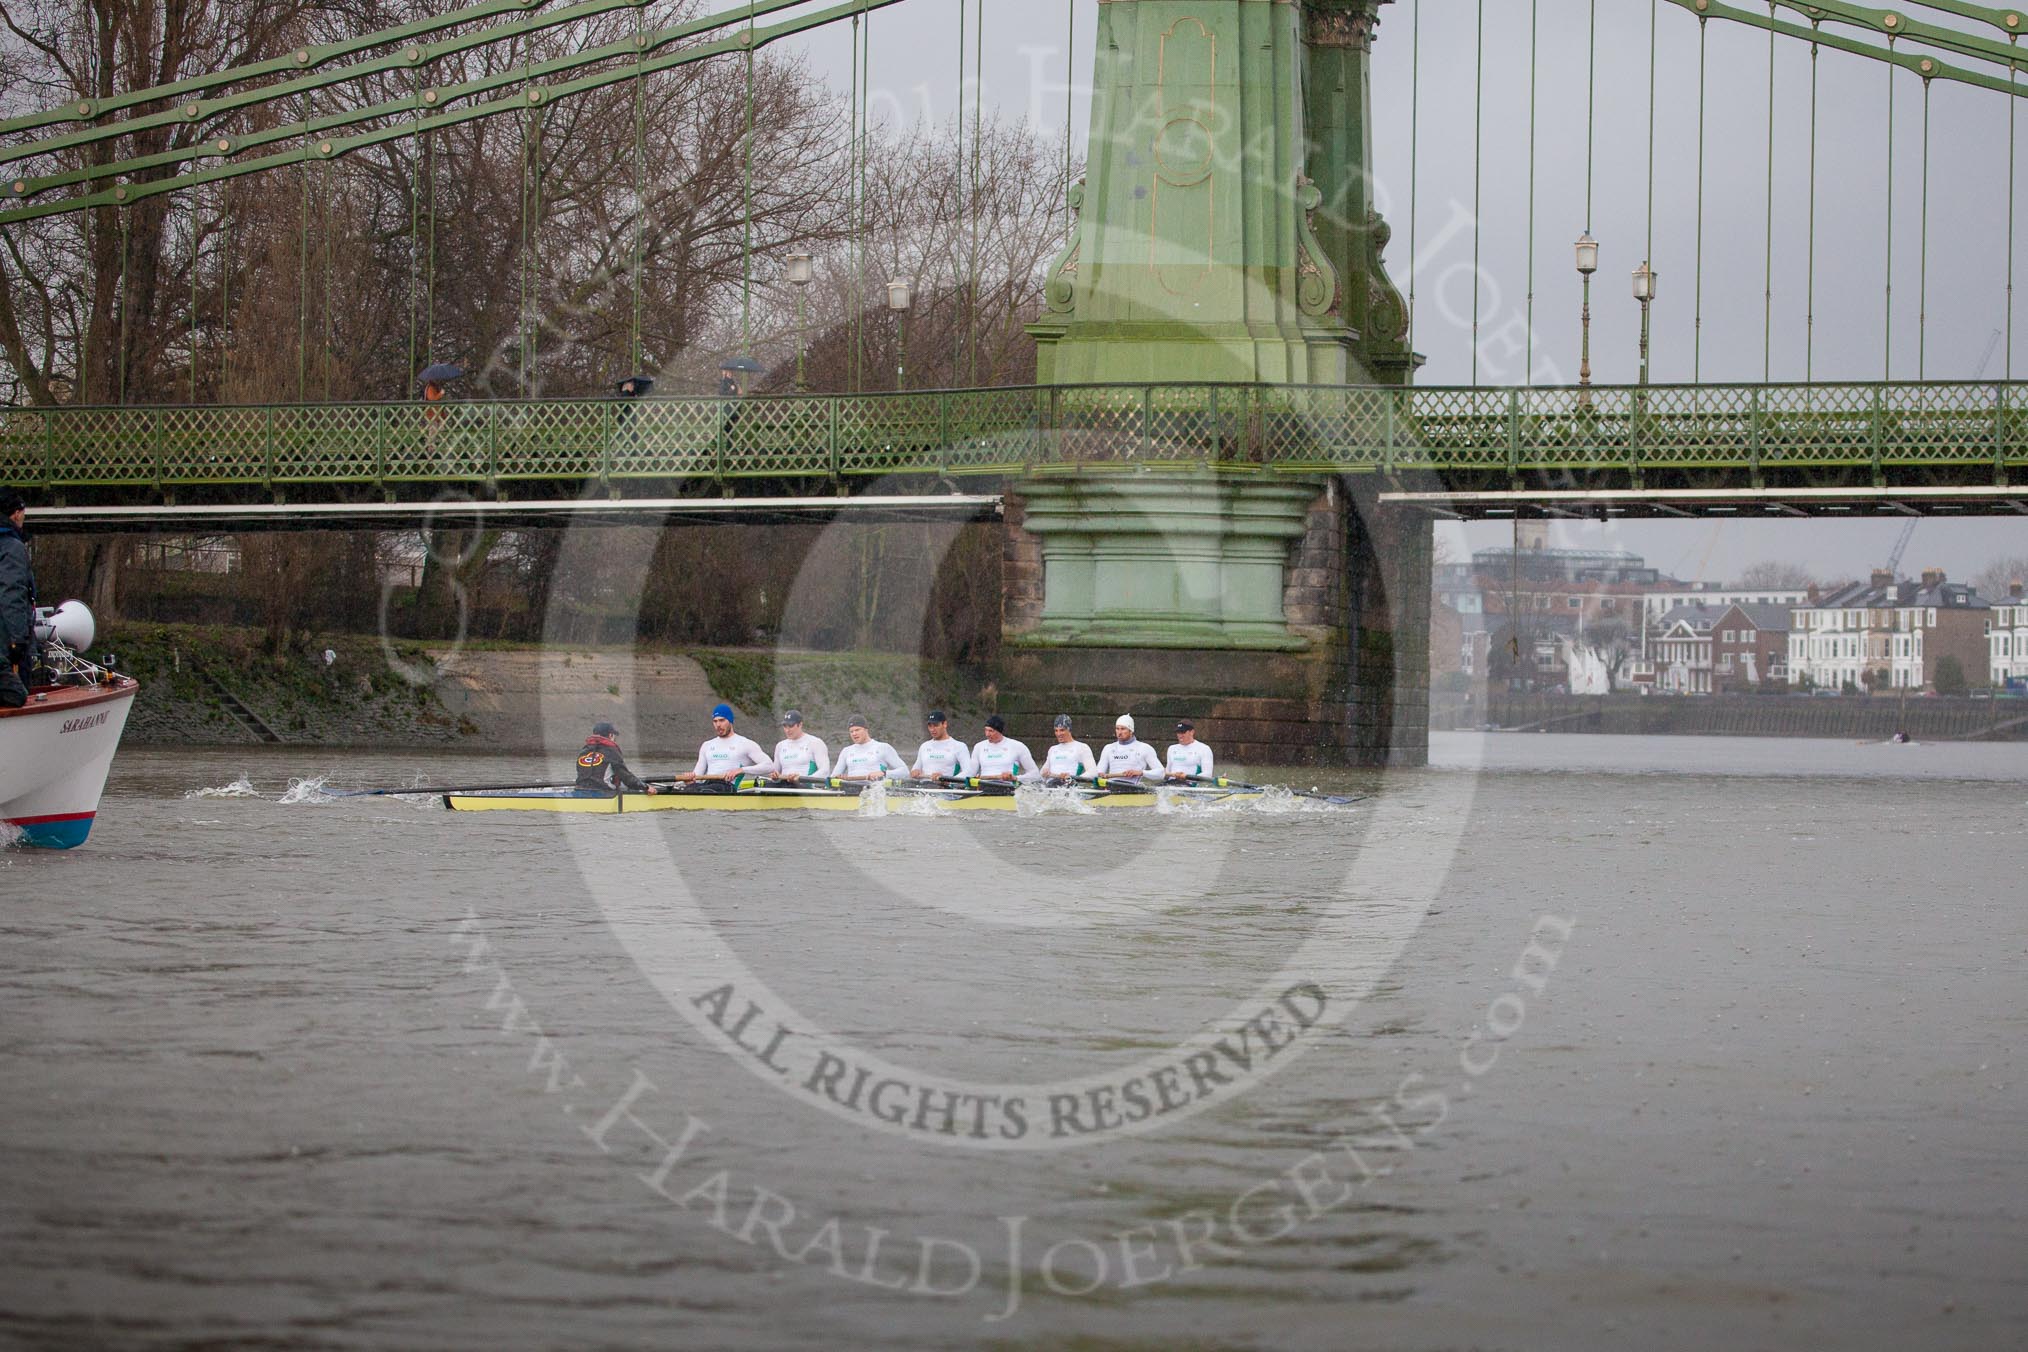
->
1176, 720, 1195, 732
780, 709, 803, 726
592, 721, 618, 737
847, 714, 869, 729
985, 714, 1007, 732
0, 488, 22, 517
925, 710, 947, 725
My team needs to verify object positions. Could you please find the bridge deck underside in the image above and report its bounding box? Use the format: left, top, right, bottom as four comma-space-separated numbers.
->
6, 383, 2023, 518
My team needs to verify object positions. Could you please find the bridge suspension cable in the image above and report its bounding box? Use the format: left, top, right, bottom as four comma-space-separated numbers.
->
1806, 27, 1820, 381
1763, 7, 1777, 383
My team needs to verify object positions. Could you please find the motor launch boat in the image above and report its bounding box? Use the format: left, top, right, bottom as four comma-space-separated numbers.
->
1, 602, 138, 849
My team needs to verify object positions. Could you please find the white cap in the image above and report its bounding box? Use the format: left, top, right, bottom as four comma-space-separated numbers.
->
1115, 714, 1135, 732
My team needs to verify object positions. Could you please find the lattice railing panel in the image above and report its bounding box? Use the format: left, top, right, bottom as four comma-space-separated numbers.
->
1394, 389, 1511, 469
838, 393, 947, 476
612, 400, 720, 477
268, 405, 385, 481
945, 388, 1042, 473
1879, 384, 2006, 466
1050, 386, 1157, 466
1511, 387, 1634, 469
495, 402, 604, 480
49, 408, 154, 483
1757, 386, 1875, 466
719, 397, 830, 477
1632, 385, 1755, 467
153, 406, 270, 482
0, 409, 46, 487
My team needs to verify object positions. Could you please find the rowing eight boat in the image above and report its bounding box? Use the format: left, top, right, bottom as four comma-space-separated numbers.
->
442, 780, 1266, 813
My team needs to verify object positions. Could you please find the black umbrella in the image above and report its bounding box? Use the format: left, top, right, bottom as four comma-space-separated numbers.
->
614, 375, 656, 397
719, 356, 764, 373
417, 363, 465, 385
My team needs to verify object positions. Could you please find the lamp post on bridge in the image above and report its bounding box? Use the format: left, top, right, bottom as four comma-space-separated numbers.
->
786, 253, 813, 393
1574, 233, 1598, 409
887, 277, 913, 391
1632, 261, 1658, 388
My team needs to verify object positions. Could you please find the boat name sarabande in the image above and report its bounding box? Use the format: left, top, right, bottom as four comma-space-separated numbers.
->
58, 711, 110, 735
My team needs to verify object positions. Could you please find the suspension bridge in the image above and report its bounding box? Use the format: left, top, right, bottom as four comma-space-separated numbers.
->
1, 0, 2022, 762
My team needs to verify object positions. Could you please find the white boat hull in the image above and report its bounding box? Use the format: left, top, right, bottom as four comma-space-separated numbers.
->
0, 680, 139, 849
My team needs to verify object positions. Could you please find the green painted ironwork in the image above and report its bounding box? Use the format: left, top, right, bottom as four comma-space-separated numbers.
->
3, 382, 2020, 495
1664, 0, 2027, 98
0, 0, 558, 139
0, 0, 903, 226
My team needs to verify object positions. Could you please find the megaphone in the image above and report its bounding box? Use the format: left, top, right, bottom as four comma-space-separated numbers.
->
31, 600, 95, 653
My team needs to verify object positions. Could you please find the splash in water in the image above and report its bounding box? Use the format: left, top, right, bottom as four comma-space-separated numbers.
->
186, 774, 259, 800
279, 777, 338, 805
1014, 784, 1100, 816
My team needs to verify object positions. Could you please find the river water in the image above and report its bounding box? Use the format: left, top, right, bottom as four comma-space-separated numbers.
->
3, 733, 2025, 1349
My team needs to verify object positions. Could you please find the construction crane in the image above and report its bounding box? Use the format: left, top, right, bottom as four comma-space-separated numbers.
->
1885, 518, 1919, 580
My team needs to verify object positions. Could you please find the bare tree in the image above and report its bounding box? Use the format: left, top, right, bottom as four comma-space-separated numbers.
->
1734, 560, 1817, 589
1579, 618, 1638, 690
1974, 556, 2028, 601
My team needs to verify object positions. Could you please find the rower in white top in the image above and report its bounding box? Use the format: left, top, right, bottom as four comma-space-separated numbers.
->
910, 710, 974, 781
970, 713, 1039, 782
1094, 713, 1163, 780
1164, 719, 1215, 782
771, 709, 830, 784
1039, 714, 1096, 784
675, 703, 776, 783
830, 715, 908, 781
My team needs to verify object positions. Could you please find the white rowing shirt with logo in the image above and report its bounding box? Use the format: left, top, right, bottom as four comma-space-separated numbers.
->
912, 736, 974, 780
970, 737, 1038, 781
1041, 739, 1095, 780
1165, 741, 1215, 781
832, 740, 907, 779
771, 733, 830, 778
694, 734, 774, 779
1096, 739, 1164, 777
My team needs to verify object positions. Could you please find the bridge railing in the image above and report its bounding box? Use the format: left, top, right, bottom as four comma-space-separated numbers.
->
1, 380, 2021, 491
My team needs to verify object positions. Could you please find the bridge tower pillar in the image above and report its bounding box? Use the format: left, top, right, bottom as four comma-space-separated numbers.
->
1003, 0, 1425, 768
1029, 0, 1409, 385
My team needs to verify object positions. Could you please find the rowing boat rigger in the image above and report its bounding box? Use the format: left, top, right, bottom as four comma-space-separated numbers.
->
441, 777, 1274, 814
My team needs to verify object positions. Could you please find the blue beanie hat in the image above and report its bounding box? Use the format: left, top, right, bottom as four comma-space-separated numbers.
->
712, 703, 735, 722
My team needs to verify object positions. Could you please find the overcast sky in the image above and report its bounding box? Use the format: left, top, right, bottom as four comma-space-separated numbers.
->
774, 0, 2026, 584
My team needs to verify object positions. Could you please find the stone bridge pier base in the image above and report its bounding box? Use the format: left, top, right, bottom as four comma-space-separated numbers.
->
996, 473, 1430, 769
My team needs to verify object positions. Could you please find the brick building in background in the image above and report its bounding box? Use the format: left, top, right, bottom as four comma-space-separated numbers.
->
1789, 569, 1990, 692
1709, 603, 1792, 693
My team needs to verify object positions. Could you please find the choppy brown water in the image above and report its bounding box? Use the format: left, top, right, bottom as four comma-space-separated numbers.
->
2, 734, 2025, 1349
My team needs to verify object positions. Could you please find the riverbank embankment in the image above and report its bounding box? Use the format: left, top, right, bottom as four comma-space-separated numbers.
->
110, 625, 989, 751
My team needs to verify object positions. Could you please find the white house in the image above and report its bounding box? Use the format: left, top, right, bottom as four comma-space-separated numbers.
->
1991, 584, 2028, 686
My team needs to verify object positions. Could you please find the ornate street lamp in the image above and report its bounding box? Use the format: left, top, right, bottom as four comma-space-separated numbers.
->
1574, 233, 1599, 407
1632, 261, 1658, 388
887, 277, 913, 391
785, 254, 813, 392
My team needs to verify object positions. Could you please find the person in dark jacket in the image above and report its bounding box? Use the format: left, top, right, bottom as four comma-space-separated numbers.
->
575, 722, 656, 795
0, 489, 34, 706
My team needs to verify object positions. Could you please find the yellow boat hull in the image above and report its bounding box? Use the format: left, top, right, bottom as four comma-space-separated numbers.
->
441, 786, 1263, 814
